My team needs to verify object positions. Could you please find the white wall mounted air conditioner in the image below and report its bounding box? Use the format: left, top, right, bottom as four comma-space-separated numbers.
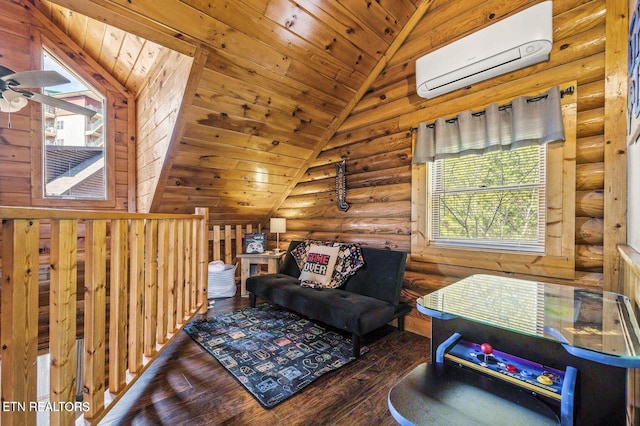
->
415, 1, 553, 99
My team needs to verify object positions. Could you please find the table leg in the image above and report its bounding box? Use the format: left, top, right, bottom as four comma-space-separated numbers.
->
240, 259, 251, 297
267, 258, 279, 273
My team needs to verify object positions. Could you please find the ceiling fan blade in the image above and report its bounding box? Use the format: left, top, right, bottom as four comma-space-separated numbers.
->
0, 65, 15, 78
28, 92, 97, 117
2, 70, 70, 88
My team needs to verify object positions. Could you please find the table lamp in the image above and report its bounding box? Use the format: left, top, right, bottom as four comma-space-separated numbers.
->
270, 218, 286, 252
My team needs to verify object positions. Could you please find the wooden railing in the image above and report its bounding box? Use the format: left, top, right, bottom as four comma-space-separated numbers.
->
210, 223, 261, 265
618, 244, 640, 425
0, 206, 209, 425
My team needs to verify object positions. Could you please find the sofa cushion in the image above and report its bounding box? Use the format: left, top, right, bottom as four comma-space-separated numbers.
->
344, 247, 407, 306
246, 272, 396, 336
296, 288, 396, 336
291, 239, 333, 270
290, 240, 365, 288
299, 244, 340, 288
278, 241, 407, 306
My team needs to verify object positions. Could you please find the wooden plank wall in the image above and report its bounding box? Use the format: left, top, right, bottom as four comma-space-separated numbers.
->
0, 0, 136, 355
136, 49, 193, 213
274, 0, 620, 336
0, 0, 134, 211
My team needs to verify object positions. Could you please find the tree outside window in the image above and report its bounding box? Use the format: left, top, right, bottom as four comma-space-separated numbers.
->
411, 84, 577, 279
430, 145, 546, 252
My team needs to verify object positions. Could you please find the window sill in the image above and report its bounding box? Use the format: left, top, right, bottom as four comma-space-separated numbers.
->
411, 244, 575, 280
31, 197, 116, 209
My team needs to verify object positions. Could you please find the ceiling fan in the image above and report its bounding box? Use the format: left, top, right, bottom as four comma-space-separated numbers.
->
1, 65, 97, 117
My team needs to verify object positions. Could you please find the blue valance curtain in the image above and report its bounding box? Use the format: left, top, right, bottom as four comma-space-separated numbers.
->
412, 86, 565, 163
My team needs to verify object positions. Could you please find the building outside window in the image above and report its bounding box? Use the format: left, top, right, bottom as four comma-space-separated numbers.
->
42, 49, 106, 200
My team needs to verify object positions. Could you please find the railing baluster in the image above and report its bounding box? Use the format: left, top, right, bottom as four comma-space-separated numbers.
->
235, 224, 243, 261
109, 219, 128, 394
224, 224, 232, 264
166, 219, 177, 333
190, 219, 198, 313
0, 218, 39, 426
196, 208, 209, 313
84, 219, 107, 419
128, 219, 145, 373
157, 220, 169, 343
212, 225, 221, 260
184, 220, 192, 317
144, 219, 158, 357
49, 219, 78, 426
176, 219, 185, 325
0, 207, 209, 425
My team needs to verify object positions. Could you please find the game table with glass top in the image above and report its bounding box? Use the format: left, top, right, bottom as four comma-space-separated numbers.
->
388, 274, 640, 426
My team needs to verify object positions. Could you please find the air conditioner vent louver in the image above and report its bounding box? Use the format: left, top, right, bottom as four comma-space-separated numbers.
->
416, 1, 553, 99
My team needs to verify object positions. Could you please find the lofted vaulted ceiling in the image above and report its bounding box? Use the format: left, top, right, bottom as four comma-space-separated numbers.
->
33, 0, 433, 222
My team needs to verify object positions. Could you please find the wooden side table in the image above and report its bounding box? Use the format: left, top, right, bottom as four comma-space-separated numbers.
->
237, 251, 285, 297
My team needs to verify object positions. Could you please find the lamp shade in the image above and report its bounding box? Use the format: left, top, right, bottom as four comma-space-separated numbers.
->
270, 218, 286, 233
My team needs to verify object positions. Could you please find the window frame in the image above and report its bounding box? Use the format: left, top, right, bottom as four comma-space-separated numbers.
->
411, 83, 577, 279
31, 37, 116, 209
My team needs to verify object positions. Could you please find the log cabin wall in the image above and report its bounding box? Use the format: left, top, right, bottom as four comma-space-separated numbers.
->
274, 0, 625, 336
1, 0, 628, 339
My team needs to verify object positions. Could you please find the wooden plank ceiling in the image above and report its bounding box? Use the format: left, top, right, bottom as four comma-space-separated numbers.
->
34, 0, 431, 222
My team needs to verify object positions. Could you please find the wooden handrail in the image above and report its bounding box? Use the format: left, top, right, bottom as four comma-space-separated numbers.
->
0, 206, 205, 220
0, 207, 209, 425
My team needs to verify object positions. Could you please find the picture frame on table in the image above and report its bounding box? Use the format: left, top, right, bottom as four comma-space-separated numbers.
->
245, 233, 266, 254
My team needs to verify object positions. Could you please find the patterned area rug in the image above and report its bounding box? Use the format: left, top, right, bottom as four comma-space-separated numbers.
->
184, 303, 367, 408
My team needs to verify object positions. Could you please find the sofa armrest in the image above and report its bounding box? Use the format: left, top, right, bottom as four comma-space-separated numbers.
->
279, 240, 303, 276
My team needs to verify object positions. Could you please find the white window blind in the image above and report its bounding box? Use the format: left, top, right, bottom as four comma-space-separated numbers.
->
430, 144, 546, 252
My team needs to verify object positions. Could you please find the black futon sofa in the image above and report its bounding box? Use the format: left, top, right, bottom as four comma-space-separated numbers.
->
246, 241, 410, 357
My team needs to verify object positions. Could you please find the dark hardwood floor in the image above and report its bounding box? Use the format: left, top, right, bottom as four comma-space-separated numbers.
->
98, 296, 430, 426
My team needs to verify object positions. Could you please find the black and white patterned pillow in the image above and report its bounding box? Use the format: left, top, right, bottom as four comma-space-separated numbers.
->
291, 240, 365, 289
328, 243, 365, 288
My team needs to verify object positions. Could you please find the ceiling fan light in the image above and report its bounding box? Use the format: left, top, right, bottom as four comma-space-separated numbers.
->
0, 98, 12, 112
12, 96, 28, 109
0, 94, 28, 112
2, 88, 22, 101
